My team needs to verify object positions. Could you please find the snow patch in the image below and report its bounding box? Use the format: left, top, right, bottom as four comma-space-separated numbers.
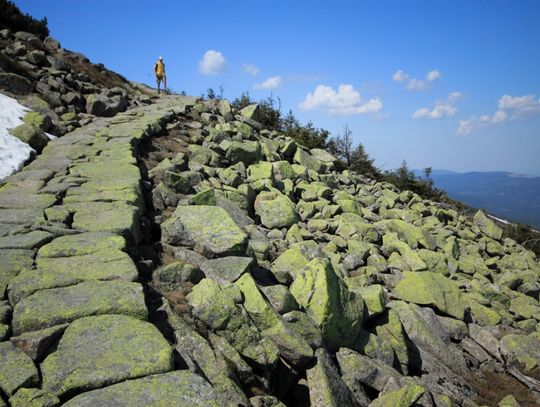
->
0, 93, 35, 181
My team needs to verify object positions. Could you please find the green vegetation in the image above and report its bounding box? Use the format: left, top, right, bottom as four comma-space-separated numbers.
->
0, 0, 49, 39
502, 222, 540, 256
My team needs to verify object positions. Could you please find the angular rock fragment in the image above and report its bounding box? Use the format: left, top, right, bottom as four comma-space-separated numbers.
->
0, 341, 39, 396
162, 205, 248, 257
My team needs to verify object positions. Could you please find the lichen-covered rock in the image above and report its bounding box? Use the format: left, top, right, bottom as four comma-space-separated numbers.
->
307, 348, 362, 407
353, 284, 386, 318
248, 161, 274, 182
71, 202, 141, 245
200, 256, 253, 284
9, 388, 60, 407
10, 324, 67, 361
37, 232, 126, 257
62, 371, 221, 407
271, 240, 323, 284
394, 271, 467, 320
9, 249, 138, 303
12, 281, 147, 334
240, 104, 261, 122
165, 310, 248, 406
294, 148, 322, 172
499, 333, 540, 371
162, 205, 248, 257
474, 210, 503, 240
337, 347, 405, 392
235, 273, 313, 367
255, 191, 298, 229
187, 278, 279, 368
0, 341, 39, 396
290, 258, 364, 350
374, 309, 410, 374
0, 249, 34, 298
261, 284, 300, 314
226, 140, 261, 165
369, 384, 425, 407
41, 315, 173, 397
390, 301, 468, 375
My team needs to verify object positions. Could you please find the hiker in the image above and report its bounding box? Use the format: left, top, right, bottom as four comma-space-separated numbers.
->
154, 56, 167, 94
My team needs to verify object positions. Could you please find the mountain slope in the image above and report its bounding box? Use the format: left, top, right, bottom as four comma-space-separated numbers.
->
418, 170, 540, 229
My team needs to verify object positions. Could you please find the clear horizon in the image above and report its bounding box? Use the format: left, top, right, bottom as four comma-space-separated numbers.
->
14, 0, 540, 176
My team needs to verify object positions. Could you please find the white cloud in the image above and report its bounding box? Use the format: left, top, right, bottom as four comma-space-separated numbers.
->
498, 94, 540, 116
243, 64, 259, 76
413, 92, 462, 119
253, 76, 283, 90
393, 69, 442, 91
299, 84, 383, 115
392, 70, 409, 82
457, 93, 540, 135
198, 50, 227, 75
426, 69, 442, 82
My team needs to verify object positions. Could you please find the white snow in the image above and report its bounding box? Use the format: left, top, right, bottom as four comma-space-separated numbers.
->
0, 92, 35, 181
487, 214, 511, 225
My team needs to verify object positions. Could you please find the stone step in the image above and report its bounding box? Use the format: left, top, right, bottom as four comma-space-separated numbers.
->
41, 314, 173, 398
12, 280, 147, 335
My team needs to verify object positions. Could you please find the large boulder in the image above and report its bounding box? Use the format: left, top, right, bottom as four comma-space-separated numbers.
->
63, 371, 222, 407
473, 210, 503, 240
12, 281, 147, 334
306, 348, 362, 407
235, 273, 313, 367
240, 104, 261, 122
290, 258, 364, 350
0, 73, 32, 94
41, 315, 173, 397
394, 271, 467, 320
499, 333, 540, 371
271, 240, 324, 284
187, 279, 279, 368
254, 191, 298, 229
9, 123, 49, 152
162, 205, 248, 257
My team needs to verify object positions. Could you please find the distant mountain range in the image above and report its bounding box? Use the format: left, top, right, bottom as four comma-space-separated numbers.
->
413, 169, 540, 229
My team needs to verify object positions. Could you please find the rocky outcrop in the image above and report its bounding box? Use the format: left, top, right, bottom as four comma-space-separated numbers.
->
0, 29, 152, 141
0, 93, 539, 406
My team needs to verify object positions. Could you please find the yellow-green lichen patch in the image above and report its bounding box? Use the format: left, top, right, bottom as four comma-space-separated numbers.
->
62, 371, 221, 407
41, 314, 173, 398
162, 205, 248, 257
394, 271, 467, 320
12, 281, 147, 334
8, 249, 138, 304
0, 341, 39, 397
37, 232, 126, 258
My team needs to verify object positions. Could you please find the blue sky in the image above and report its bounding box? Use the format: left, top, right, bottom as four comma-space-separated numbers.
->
15, 0, 540, 175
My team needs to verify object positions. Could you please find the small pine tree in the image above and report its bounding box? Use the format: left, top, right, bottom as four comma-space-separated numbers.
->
350, 143, 380, 179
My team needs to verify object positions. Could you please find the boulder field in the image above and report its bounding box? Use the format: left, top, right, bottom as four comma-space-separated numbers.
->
0, 90, 539, 404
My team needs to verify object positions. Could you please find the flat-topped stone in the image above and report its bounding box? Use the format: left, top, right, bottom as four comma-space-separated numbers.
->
41, 315, 173, 398
70, 202, 141, 244
8, 249, 138, 303
0, 231, 53, 250
37, 232, 126, 258
63, 371, 221, 407
12, 281, 147, 334
0, 208, 44, 225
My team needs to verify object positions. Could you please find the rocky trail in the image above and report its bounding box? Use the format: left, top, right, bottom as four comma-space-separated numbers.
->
0, 28, 540, 407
